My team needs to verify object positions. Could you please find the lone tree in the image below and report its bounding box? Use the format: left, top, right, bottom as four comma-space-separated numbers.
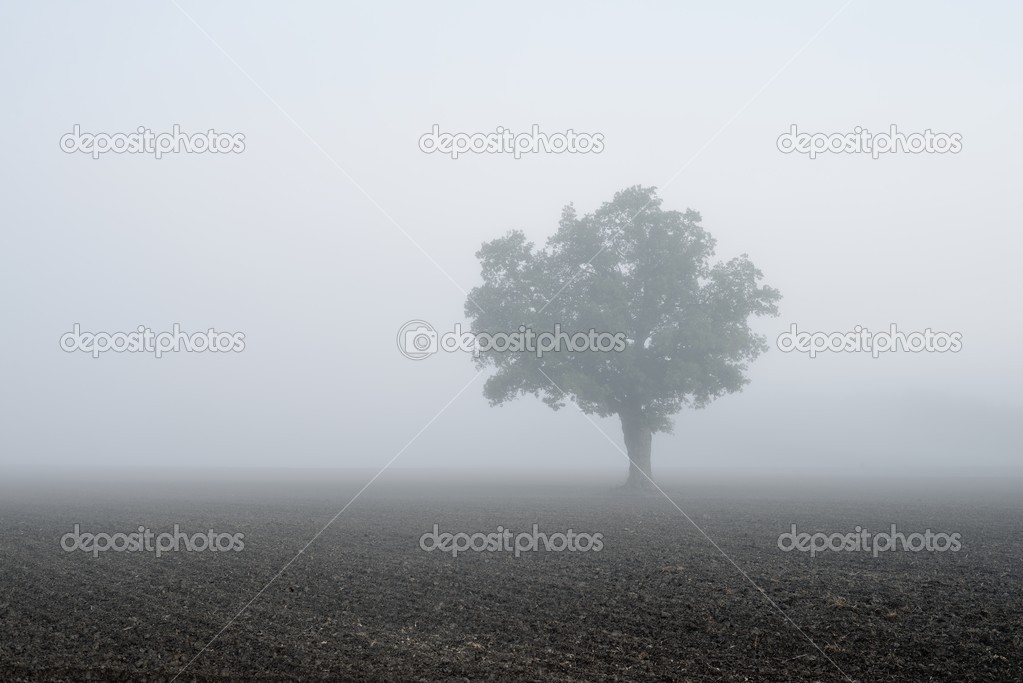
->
465, 186, 781, 487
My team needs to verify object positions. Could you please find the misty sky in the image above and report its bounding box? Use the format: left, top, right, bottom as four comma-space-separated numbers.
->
1, 2, 1020, 477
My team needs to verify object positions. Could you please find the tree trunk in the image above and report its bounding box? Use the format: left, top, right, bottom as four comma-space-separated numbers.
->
620, 410, 653, 488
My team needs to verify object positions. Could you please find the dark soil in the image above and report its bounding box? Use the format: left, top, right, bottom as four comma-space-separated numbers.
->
1, 478, 1021, 682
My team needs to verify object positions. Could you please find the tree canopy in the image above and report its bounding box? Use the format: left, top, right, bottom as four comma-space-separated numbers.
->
465, 186, 781, 483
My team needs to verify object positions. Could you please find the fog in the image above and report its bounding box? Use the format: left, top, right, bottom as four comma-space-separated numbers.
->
2, 1, 1020, 480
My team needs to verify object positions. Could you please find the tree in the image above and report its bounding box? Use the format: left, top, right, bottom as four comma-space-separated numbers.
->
465, 186, 781, 487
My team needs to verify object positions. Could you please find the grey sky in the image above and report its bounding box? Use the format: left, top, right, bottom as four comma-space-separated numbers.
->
1, 2, 1020, 476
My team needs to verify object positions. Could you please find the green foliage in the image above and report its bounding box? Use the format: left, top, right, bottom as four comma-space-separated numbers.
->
465, 186, 781, 434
